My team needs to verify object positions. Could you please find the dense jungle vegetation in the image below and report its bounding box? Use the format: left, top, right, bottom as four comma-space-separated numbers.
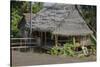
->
11, 1, 43, 37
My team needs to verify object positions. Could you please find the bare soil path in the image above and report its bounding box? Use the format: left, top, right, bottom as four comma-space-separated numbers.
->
11, 49, 96, 66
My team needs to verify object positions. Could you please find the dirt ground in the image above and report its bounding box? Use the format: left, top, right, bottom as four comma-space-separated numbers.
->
11, 48, 96, 66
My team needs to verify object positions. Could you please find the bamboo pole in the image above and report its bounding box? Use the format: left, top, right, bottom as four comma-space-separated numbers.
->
29, 2, 32, 37
45, 32, 46, 46
25, 38, 26, 50
40, 31, 42, 45
72, 36, 76, 50
51, 33, 53, 39
73, 36, 76, 45
55, 35, 58, 47
39, 31, 41, 37
20, 39, 22, 51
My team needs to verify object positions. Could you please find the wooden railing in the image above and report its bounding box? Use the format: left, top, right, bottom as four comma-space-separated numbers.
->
11, 38, 37, 49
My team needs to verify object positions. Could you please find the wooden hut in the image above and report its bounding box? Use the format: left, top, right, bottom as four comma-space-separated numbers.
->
19, 3, 93, 49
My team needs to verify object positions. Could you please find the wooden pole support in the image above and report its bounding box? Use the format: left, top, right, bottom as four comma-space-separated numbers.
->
73, 36, 75, 45
40, 32, 42, 45
20, 39, 22, 51
55, 35, 58, 47
73, 36, 76, 50
45, 32, 46, 46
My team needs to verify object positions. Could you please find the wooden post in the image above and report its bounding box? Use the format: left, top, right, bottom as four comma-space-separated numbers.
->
20, 39, 22, 51
40, 32, 42, 45
51, 33, 53, 39
73, 36, 75, 45
25, 38, 26, 51
55, 35, 58, 47
81, 36, 89, 55
45, 32, 46, 46
39, 31, 41, 37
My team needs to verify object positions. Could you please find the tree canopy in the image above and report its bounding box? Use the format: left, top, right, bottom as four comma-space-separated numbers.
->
11, 1, 43, 37
80, 5, 96, 37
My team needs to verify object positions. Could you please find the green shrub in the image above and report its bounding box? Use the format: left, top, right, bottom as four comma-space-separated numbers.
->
63, 43, 75, 56
88, 45, 96, 55
50, 46, 59, 55
50, 43, 76, 56
50, 46, 64, 55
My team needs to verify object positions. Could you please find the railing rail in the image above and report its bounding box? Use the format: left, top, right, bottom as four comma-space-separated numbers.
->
11, 38, 37, 49
11, 38, 35, 40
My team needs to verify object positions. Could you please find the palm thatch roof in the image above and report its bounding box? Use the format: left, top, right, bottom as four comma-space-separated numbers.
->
24, 3, 93, 36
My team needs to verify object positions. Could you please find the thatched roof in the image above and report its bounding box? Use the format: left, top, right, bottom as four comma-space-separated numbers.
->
24, 3, 93, 36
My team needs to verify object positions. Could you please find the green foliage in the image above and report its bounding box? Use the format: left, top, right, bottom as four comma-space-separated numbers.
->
50, 46, 59, 55
50, 43, 76, 56
32, 2, 43, 13
11, 10, 22, 35
88, 45, 96, 55
90, 36, 96, 45
88, 36, 96, 55
11, 1, 24, 37
88, 37, 96, 55
80, 5, 96, 37
21, 2, 30, 13
63, 43, 75, 56
11, 1, 43, 37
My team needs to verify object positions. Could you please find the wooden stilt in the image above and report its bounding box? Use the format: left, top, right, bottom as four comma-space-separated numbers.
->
40, 31, 42, 45
51, 33, 53, 39
55, 35, 58, 47
39, 31, 41, 37
81, 36, 89, 55
20, 39, 22, 51
73, 36, 75, 45
45, 32, 46, 46
40, 31, 41, 40
55, 35, 56, 47
25, 38, 26, 51
73, 36, 76, 50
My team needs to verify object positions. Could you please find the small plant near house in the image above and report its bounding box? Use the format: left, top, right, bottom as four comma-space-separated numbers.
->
50, 46, 64, 55
50, 46, 59, 55
63, 43, 76, 56
88, 45, 96, 55
90, 37, 96, 55
50, 42, 96, 57
50, 43, 76, 56
85, 37, 96, 55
